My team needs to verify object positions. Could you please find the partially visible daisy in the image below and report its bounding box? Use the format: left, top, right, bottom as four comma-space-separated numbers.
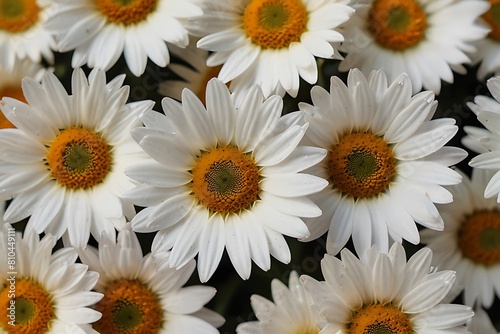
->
190, 0, 354, 99
0, 0, 55, 70
44, 0, 202, 76
236, 271, 323, 334
421, 168, 500, 308
0, 223, 102, 333
78, 224, 224, 334
301, 243, 474, 333
465, 76, 500, 202
469, 306, 499, 334
339, 0, 489, 94
0, 57, 46, 129
158, 39, 220, 105
124, 78, 328, 282
474, 0, 500, 80
0, 68, 154, 247
300, 69, 466, 257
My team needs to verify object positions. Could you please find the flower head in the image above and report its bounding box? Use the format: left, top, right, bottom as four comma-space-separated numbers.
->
125, 78, 328, 282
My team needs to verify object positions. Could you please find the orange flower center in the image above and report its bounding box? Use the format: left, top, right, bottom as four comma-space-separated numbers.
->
483, 0, 500, 41
95, 0, 158, 25
94, 279, 163, 334
348, 303, 413, 334
367, 0, 427, 50
458, 210, 500, 266
243, 0, 308, 49
45, 127, 112, 189
0, 0, 40, 33
0, 279, 55, 334
192, 146, 260, 214
328, 132, 396, 199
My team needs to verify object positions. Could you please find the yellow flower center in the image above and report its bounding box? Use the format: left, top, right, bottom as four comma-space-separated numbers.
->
0, 85, 25, 129
483, 0, 500, 41
95, 0, 158, 25
367, 0, 427, 50
45, 126, 112, 189
348, 303, 413, 334
94, 279, 163, 334
191, 146, 260, 214
0, 279, 55, 334
328, 132, 396, 199
0, 0, 40, 33
243, 0, 308, 49
458, 210, 500, 266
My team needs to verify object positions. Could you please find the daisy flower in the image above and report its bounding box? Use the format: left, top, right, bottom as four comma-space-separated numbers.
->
236, 271, 323, 334
190, 0, 354, 99
421, 168, 500, 309
0, 223, 102, 333
124, 78, 328, 282
475, 0, 500, 80
465, 76, 500, 202
299, 69, 466, 257
0, 0, 55, 71
44, 0, 202, 76
0, 57, 46, 129
78, 224, 224, 334
0, 68, 154, 247
301, 243, 474, 333
338, 0, 489, 94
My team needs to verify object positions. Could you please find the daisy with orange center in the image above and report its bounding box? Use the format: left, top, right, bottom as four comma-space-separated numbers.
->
0, 223, 102, 334
0, 0, 55, 70
339, 0, 489, 94
124, 78, 328, 282
191, 0, 354, 100
301, 243, 474, 333
78, 225, 224, 334
44, 0, 202, 76
0, 68, 153, 247
299, 69, 466, 257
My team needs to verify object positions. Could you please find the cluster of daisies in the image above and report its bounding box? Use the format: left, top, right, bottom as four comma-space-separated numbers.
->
1, 0, 500, 333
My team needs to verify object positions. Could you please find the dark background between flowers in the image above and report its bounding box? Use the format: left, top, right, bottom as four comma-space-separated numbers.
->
8, 48, 500, 333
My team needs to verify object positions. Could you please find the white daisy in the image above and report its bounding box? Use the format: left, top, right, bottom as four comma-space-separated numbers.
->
421, 168, 500, 309
0, 57, 46, 129
0, 68, 154, 247
236, 271, 323, 334
465, 76, 500, 202
299, 69, 466, 257
158, 39, 219, 105
301, 243, 474, 333
469, 306, 499, 334
0, 223, 102, 333
0, 0, 55, 71
44, 0, 202, 77
78, 224, 224, 334
474, 0, 500, 80
190, 0, 354, 99
124, 78, 328, 282
338, 0, 489, 94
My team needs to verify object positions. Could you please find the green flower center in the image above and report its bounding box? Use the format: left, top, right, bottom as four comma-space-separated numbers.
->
113, 300, 143, 330
0, 0, 40, 33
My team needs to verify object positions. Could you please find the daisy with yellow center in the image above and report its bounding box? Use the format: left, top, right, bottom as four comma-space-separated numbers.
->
236, 271, 322, 334
473, 0, 500, 80
0, 0, 55, 70
339, 0, 489, 94
191, 0, 354, 100
301, 243, 474, 333
78, 224, 224, 334
299, 69, 466, 257
0, 68, 153, 247
44, 0, 202, 76
421, 167, 500, 309
0, 223, 103, 333
124, 78, 328, 282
